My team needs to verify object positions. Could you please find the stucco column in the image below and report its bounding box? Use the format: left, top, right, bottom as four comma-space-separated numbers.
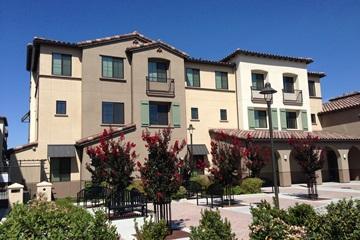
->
316, 170, 323, 185
278, 149, 292, 187
338, 149, 350, 183
8, 183, 24, 207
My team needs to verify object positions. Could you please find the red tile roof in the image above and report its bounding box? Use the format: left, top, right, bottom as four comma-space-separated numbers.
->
209, 129, 360, 142
76, 124, 136, 147
320, 91, 360, 114
221, 48, 313, 64
308, 71, 326, 78
185, 57, 236, 67
126, 41, 188, 58
7, 142, 38, 154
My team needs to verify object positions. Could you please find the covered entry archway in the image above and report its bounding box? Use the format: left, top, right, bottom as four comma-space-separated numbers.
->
321, 147, 340, 182
348, 146, 360, 180
289, 150, 307, 184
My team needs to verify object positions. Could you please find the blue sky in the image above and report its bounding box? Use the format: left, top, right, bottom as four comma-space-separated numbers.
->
1, 0, 359, 147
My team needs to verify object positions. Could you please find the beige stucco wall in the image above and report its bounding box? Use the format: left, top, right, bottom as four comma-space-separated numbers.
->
184, 62, 237, 161
232, 55, 312, 131
39, 45, 82, 78
319, 108, 360, 136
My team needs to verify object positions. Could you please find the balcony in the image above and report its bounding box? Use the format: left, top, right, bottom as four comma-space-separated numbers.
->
250, 86, 266, 103
146, 77, 175, 97
283, 89, 303, 105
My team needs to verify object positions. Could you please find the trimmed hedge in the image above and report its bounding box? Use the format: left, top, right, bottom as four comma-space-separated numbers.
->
0, 199, 117, 240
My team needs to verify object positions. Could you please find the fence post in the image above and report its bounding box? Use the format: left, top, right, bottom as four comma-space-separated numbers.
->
8, 183, 24, 207
36, 181, 53, 201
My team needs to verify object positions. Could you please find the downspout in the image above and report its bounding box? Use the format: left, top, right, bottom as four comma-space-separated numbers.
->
234, 63, 240, 129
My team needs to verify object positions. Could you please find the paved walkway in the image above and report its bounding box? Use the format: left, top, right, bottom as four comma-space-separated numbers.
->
110, 181, 360, 240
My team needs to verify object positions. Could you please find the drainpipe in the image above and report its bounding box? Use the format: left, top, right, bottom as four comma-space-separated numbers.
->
234, 64, 240, 129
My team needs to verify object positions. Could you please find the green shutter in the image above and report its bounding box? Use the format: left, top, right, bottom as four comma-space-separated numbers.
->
271, 108, 278, 130
140, 101, 149, 127
248, 107, 255, 129
52, 53, 62, 75
280, 109, 287, 130
172, 102, 181, 128
301, 110, 308, 131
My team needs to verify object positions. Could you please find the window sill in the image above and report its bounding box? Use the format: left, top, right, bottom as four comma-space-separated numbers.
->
54, 114, 68, 117
312, 123, 317, 125
190, 119, 200, 122
100, 77, 126, 83
310, 96, 322, 99
146, 125, 174, 129
100, 123, 125, 127
220, 120, 228, 123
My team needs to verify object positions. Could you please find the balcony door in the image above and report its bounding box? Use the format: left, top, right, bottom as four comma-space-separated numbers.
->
148, 60, 168, 82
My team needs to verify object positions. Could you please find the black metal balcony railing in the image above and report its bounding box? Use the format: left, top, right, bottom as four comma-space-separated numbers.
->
146, 76, 175, 97
250, 86, 266, 103
282, 89, 303, 105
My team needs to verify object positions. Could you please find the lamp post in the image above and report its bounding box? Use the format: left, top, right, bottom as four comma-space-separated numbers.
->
260, 82, 279, 208
187, 124, 195, 175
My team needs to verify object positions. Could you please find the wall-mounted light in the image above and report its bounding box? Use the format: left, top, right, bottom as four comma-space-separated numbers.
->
343, 154, 347, 160
284, 154, 287, 161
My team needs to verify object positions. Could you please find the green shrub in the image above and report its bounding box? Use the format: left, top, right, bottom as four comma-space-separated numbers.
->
249, 201, 308, 240
172, 186, 187, 200
287, 203, 317, 226
190, 209, 236, 240
0, 199, 117, 240
240, 178, 263, 194
307, 199, 360, 240
134, 217, 169, 240
127, 179, 145, 193
190, 175, 211, 189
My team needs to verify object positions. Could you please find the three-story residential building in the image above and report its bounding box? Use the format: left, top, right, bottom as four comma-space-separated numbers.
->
8, 31, 360, 197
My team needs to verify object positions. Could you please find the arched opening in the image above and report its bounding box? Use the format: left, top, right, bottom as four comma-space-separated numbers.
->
348, 146, 360, 180
321, 147, 340, 182
289, 150, 307, 184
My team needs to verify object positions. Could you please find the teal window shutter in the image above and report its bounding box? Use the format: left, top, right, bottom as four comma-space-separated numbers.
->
140, 101, 149, 126
280, 109, 287, 130
172, 102, 181, 128
271, 108, 278, 130
52, 53, 62, 75
215, 72, 222, 89
248, 107, 255, 129
301, 110, 308, 131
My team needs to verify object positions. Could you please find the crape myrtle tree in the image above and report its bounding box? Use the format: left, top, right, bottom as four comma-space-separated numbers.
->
137, 128, 186, 226
209, 131, 243, 204
180, 153, 209, 184
244, 134, 271, 178
86, 129, 137, 192
288, 134, 324, 199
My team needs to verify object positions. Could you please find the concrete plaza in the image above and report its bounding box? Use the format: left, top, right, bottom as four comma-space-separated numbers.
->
113, 181, 360, 240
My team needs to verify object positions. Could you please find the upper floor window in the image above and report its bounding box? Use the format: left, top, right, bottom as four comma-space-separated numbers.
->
286, 111, 297, 129
148, 60, 169, 82
311, 114, 317, 125
283, 76, 295, 93
215, 72, 228, 90
56, 100, 67, 115
308, 81, 316, 96
52, 53, 71, 76
251, 73, 265, 90
102, 102, 124, 124
220, 109, 227, 121
191, 107, 199, 120
255, 110, 267, 128
102, 56, 124, 79
186, 68, 200, 87
149, 102, 169, 125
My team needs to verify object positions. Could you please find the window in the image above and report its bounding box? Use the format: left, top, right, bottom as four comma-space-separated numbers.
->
215, 72, 228, 89
52, 53, 71, 76
149, 102, 169, 125
255, 110, 267, 128
148, 60, 168, 82
309, 81, 316, 96
283, 76, 295, 93
220, 109, 227, 121
311, 114, 317, 125
102, 102, 124, 124
186, 68, 200, 87
286, 111, 297, 129
102, 56, 124, 79
56, 101, 66, 115
191, 107, 199, 120
51, 157, 71, 182
252, 73, 265, 90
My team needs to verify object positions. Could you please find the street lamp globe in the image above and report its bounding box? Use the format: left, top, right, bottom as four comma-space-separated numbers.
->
187, 124, 195, 134
260, 82, 277, 103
